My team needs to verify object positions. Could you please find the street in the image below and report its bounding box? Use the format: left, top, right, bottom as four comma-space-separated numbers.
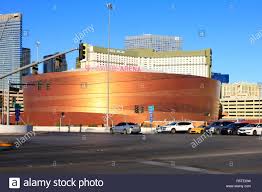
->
1, 133, 262, 174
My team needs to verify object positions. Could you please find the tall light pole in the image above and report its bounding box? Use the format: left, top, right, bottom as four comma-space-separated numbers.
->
106, 3, 112, 129
36, 41, 40, 62
6, 80, 10, 125
0, 14, 19, 125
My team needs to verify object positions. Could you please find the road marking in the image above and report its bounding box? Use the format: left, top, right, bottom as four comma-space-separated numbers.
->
158, 150, 262, 160
139, 160, 226, 174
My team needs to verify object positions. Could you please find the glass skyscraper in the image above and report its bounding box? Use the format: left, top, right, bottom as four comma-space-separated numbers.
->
0, 13, 22, 89
125, 34, 183, 52
21, 48, 31, 77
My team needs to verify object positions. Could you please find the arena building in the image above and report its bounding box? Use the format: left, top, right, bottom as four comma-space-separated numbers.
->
21, 70, 220, 126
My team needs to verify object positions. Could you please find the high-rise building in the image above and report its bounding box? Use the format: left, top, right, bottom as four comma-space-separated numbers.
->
0, 13, 22, 89
21, 48, 31, 77
80, 43, 212, 78
220, 82, 262, 120
125, 34, 183, 52
212, 72, 229, 84
43, 53, 67, 73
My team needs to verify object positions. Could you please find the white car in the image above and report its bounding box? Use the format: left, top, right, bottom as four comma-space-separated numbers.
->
238, 124, 262, 136
110, 122, 141, 134
156, 122, 194, 134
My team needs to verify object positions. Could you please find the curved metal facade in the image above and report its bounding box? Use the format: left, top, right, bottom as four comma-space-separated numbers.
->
22, 71, 220, 126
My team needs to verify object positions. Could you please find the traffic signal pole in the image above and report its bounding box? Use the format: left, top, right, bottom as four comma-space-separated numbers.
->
0, 48, 78, 80
0, 47, 78, 125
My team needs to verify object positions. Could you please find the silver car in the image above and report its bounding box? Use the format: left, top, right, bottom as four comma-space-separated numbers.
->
110, 122, 141, 134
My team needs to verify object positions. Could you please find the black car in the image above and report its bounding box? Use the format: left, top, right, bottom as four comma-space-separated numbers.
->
220, 123, 249, 135
205, 121, 233, 134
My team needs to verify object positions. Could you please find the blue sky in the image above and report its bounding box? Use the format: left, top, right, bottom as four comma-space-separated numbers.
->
1, 0, 262, 83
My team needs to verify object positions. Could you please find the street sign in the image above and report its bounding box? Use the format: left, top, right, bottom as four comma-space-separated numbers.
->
148, 105, 154, 113
149, 112, 153, 123
15, 104, 21, 122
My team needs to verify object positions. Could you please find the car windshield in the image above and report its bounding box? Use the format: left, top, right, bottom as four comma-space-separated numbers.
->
116, 122, 126, 126
221, 122, 233, 126
209, 122, 220, 126
245, 124, 257, 127
127, 122, 136, 125
225, 123, 235, 128
226, 123, 248, 128
167, 122, 176, 125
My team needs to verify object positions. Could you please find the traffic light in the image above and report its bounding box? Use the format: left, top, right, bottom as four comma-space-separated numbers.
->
46, 81, 50, 90
55, 55, 63, 71
134, 105, 145, 113
55, 56, 63, 65
79, 43, 87, 61
37, 81, 42, 90
55, 56, 63, 63
140, 106, 144, 113
32, 64, 38, 75
134, 105, 139, 113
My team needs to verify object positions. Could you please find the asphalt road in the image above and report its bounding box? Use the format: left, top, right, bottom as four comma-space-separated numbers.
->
1, 132, 262, 174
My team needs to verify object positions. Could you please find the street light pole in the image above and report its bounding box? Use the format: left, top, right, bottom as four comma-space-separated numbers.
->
36, 41, 40, 62
106, 3, 112, 130
6, 80, 10, 125
259, 84, 261, 124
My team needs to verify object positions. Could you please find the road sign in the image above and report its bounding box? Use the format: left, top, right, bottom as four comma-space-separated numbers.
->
148, 105, 154, 113
149, 112, 153, 123
15, 104, 21, 122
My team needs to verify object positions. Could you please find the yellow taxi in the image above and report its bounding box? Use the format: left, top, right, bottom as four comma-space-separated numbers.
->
0, 141, 14, 151
189, 125, 206, 134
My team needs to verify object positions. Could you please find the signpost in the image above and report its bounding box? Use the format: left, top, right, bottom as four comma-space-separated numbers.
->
148, 105, 154, 133
14, 103, 21, 124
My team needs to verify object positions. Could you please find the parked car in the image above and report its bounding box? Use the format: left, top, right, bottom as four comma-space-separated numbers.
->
0, 141, 14, 151
205, 121, 233, 134
110, 122, 141, 134
220, 122, 249, 135
189, 125, 206, 134
156, 121, 194, 134
238, 124, 262, 136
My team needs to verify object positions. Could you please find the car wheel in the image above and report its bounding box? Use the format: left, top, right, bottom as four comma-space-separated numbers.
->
200, 130, 204, 134
253, 130, 257, 136
110, 128, 114, 134
171, 128, 176, 134
123, 129, 128, 135
187, 128, 191, 133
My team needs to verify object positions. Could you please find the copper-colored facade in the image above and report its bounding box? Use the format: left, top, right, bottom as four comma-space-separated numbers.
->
22, 71, 220, 126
